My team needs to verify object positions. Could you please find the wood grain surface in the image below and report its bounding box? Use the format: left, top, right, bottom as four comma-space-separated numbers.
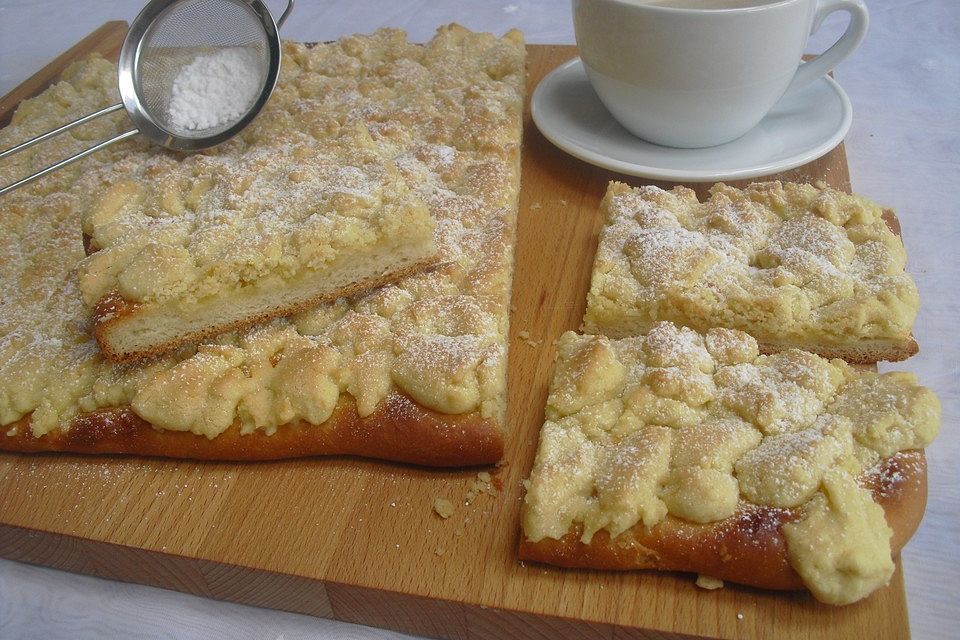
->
0, 27, 912, 640
0, 21, 127, 130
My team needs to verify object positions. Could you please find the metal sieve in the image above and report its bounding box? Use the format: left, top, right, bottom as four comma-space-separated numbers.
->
0, 0, 294, 196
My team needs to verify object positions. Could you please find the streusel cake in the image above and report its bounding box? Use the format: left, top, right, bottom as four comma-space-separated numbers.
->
0, 25, 524, 464
583, 181, 920, 363
521, 323, 939, 604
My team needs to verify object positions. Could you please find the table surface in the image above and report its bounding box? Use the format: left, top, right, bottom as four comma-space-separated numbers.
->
0, 1, 957, 638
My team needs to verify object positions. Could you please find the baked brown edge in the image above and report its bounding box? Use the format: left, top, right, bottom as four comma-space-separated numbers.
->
755, 338, 920, 364
519, 450, 927, 592
91, 252, 441, 364
0, 391, 503, 467
587, 323, 919, 364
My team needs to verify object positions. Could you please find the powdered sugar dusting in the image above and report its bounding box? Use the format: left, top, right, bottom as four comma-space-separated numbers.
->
524, 322, 937, 570
586, 181, 919, 347
167, 47, 262, 131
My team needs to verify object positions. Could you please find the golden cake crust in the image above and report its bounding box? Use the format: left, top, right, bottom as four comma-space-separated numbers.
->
583, 181, 920, 363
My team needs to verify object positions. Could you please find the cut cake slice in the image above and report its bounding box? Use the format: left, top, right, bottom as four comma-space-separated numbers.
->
582, 181, 921, 363
520, 324, 940, 604
78, 106, 439, 362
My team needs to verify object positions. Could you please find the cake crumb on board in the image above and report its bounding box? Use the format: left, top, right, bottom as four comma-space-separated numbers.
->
465, 471, 497, 505
432, 471, 500, 521
696, 575, 724, 590
433, 498, 455, 519
516, 329, 541, 348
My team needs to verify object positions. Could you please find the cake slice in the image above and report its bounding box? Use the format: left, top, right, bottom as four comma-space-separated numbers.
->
520, 324, 940, 604
1, 25, 525, 465
583, 181, 920, 363
78, 104, 440, 362
79, 113, 436, 362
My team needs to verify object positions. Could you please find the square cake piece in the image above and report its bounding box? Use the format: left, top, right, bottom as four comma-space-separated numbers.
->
583, 181, 920, 362
0, 25, 524, 465
520, 323, 940, 604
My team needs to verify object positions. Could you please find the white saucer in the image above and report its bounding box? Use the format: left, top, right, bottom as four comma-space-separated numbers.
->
531, 58, 852, 182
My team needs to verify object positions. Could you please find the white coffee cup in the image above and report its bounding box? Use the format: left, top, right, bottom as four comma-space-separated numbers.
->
573, 0, 869, 148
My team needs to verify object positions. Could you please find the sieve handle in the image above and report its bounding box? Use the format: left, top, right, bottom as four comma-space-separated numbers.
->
0, 128, 139, 197
276, 0, 294, 28
0, 103, 125, 162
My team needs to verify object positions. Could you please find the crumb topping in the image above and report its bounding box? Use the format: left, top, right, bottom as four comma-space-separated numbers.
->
0, 25, 524, 438
78, 121, 437, 307
523, 323, 940, 603
583, 182, 919, 349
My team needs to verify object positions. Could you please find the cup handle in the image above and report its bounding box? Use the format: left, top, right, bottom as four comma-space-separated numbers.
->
786, 0, 869, 93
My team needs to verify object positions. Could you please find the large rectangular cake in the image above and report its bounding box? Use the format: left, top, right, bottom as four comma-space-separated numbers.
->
0, 25, 525, 465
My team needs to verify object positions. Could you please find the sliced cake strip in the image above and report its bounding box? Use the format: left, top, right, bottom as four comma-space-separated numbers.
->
77, 70, 444, 362
521, 324, 940, 604
583, 181, 920, 363
0, 25, 524, 465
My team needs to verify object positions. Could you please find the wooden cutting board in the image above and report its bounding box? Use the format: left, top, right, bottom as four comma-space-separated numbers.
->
0, 22, 911, 640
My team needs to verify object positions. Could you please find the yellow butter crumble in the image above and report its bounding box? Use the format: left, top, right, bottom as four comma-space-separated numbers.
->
0, 25, 524, 438
523, 323, 940, 603
77, 124, 436, 307
583, 182, 920, 356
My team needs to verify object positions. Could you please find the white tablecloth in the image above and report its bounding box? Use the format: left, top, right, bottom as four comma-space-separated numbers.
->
1, 1, 957, 638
